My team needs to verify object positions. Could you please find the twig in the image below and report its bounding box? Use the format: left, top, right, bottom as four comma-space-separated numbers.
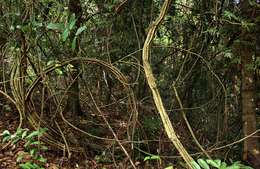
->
173, 84, 211, 159
55, 120, 71, 159
88, 88, 137, 169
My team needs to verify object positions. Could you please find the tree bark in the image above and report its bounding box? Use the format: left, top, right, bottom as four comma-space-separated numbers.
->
65, 0, 83, 116
241, 39, 258, 160
239, 0, 259, 164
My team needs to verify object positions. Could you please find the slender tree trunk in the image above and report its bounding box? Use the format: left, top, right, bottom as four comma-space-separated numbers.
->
65, 0, 83, 116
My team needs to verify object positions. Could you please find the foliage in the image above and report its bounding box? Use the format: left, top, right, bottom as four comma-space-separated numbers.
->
46, 13, 87, 50
1, 128, 48, 169
191, 159, 253, 169
144, 155, 161, 162
0, 0, 259, 168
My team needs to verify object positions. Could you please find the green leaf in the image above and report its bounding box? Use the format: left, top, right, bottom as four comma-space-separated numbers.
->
144, 155, 160, 161
242, 166, 254, 169
220, 162, 227, 169
197, 159, 210, 169
71, 37, 77, 51
19, 164, 31, 169
62, 28, 70, 42
30, 141, 41, 145
30, 148, 36, 156
2, 135, 11, 142
164, 166, 174, 169
214, 159, 222, 167
2, 130, 11, 137
206, 159, 221, 168
46, 23, 64, 31
19, 162, 34, 169
22, 130, 28, 139
144, 156, 151, 161
55, 68, 63, 75
226, 165, 240, 169
38, 128, 48, 135
16, 155, 24, 162
37, 155, 47, 163
47, 60, 55, 66
24, 140, 32, 148
12, 137, 21, 144
191, 161, 201, 169
16, 128, 24, 135
25, 128, 46, 140
150, 155, 160, 160
69, 14, 77, 30
75, 26, 86, 36
223, 11, 240, 21
26, 131, 40, 139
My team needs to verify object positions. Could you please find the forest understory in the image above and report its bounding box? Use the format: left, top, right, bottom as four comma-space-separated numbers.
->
0, 0, 260, 169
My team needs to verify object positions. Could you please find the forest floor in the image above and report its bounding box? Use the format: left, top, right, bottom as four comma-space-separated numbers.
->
0, 110, 125, 169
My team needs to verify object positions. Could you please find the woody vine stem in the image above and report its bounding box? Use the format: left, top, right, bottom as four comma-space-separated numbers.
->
142, 0, 194, 168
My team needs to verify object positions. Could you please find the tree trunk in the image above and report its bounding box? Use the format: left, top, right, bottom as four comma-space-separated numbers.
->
239, 0, 259, 164
241, 40, 258, 160
65, 0, 83, 116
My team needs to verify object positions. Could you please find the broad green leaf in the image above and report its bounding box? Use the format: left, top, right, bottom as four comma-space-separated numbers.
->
24, 140, 32, 148
30, 148, 36, 156
55, 68, 63, 75
38, 155, 47, 163
144, 156, 151, 161
62, 28, 70, 42
47, 23, 64, 30
220, 162, 227, 169
47, 60, 55, 66
12, 137, 21, 144
150, 155, 160, 160
191, 161, 201, 169
197, 159, 210, 169
2, 130, 10, 137
75, 26, 87, 36
69, 19, 76, 30
55, 63, 61, 68
242, 166, 254, 169
164, 166, 174, 169
22, 130, 28, 139
30, 141, 41, 145
16, 128, 24, 135
206, 159, 221, 168
214, 159, 222, 167
2, 135, 11, 142
223, 11, 240, 21
26, 130, 40, 139
16, 155, 24, 162
226, 165, 240, 169
69, 14, 76, 30
19, 164, 31, 169
71, 37, 77, 50
38, 128, 47, 136
32, 163, 40, 168
144, 155, 160, 161
19, 162, 34, 169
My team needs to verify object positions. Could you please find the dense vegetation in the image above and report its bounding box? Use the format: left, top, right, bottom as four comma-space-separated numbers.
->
0, 0, 259, 168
